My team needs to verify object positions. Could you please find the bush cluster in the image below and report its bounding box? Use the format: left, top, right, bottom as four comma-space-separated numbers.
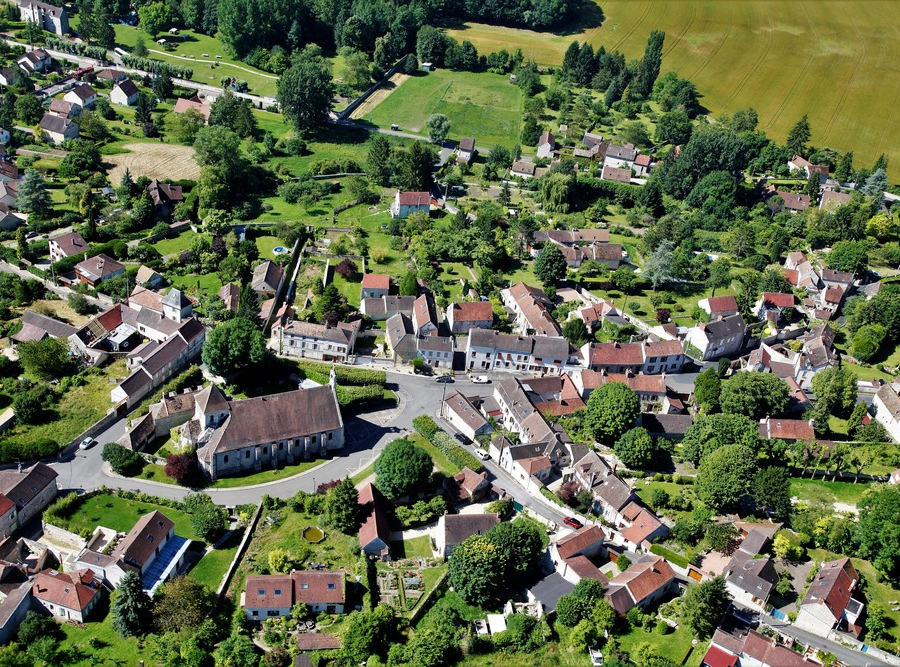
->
307, 158, 363, 176
336, 384, 384, 409
294, 360, 385, 386
412, 415, 485, 473
121, 54, 193, 79
45, 37, 107, 61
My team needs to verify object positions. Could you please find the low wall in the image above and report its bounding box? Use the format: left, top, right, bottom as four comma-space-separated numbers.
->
41, 522, 87, 551
216, 503, 262, 599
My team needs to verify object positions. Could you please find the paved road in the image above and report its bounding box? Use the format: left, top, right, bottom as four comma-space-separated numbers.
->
0, 260, 109, 310
767, 620, 890, 667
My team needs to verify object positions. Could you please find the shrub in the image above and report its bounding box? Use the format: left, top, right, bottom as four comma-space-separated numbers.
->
294, 360, 385, 386
336, 384, 384, 409
412, 416, 485, 473
102, 443, 144, 475
165, 452, 200, 485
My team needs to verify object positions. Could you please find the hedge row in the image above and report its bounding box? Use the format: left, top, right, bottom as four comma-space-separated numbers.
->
337, 384, 385, 409
45, 37, 108, 62
294, 360, 385, 386
121, 54, 193, 79
649, 544, 689, 569
412, 415, 485, 473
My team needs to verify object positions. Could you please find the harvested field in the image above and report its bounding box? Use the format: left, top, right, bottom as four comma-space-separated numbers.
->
447, 0, 900, 178
105, 143, 201, 183
351, 73, 410, 119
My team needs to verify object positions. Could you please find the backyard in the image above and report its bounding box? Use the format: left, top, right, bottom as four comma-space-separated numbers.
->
363, 69, 525, 149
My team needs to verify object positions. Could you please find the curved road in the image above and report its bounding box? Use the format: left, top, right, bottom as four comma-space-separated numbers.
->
49, 371, 459, 505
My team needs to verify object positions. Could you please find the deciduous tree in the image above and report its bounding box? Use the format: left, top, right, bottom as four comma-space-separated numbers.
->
278, 58, 334, 133
201, 317, 267, 377
425, 113, 451, 144
614, 427, 659, 470
534, 243, 567, 286
584, 381, 640, 443
138, 1, 171, 37
448, 534, 506, 606
374, 438, 433, 499
695, 444, 755, 511
719, 372, 790, 420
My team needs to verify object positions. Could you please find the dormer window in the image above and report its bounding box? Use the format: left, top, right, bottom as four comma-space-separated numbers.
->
147, 535, 154, 543
301, 583, 309, 589
327, 583, 336, 589
274, 589, 282, 595
258, 589, 265, 596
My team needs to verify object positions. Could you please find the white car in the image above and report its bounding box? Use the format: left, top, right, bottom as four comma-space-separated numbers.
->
589, 648, 604, 666
473, 448, 490, 461
471, 375, 490, 384
78, 437, 95, 450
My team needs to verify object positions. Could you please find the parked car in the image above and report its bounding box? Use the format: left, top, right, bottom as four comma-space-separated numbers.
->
589, 648, 603, 666
473, 448, 490, 460
453, 432, 471, 445
470, 375, 490, 384
563, 516, 583, 529
78, 437, 95, 450
435, 375, 454, 383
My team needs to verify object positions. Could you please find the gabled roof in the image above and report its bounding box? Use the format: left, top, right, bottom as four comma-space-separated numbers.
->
759, 417, 814, 441
601, 165, 631, 183
397, 191, 430, 206
0, 463, 57, 508
606, 143, 637, 161
725, 553, 777, 601
67, 84, 96, 101
114, 78, 140, 98
555, 525, 605, 560
244, 574, 291, 609
441, 513, 499, 548
607, 556, 675, 613
251, 260, 283, 292
538, 131, 555, 147
706, 295, 738, 315
219, 283, 240, 311
39, 113, 75, 134
444, 390, 488, 432
32, 568, 101, 611
111, 510, 174, 569
459, 137, 475, 151
361, 273, 390, 290
173, 97, 211, 121
148, 179, 183, 207
76, 253, 124, 281
621, 507, 663, 545
761, 292, 795, 309
449, 300, 493, 323
358, 483, 390, 551
14, 310, 76, 341
800, 557, 858, 621
511, 160, 536, 176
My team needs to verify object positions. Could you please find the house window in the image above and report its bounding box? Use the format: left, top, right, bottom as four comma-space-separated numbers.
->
274, 589, 282, 595
301, 583, 309, 589
327, 583, 336, 590
328, 432, 333, 440
245, 451, 251, 459
258, 589, 266, 596
223, 455, 229, 463
263, 447, 268, 455
252, 611, 258, 617
267, 610, 279, 616
279, 443, 283, 450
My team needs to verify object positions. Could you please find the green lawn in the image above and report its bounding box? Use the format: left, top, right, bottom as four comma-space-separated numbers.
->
350, 462, 376, 485
615, 621, 703, 667
391, 535, 433, 559
170, 271, 223, 301
0, 360, 126, 453
364, 69, 525, 149
208, 458, 327, 488
111, 24, 278, 97
789, 477, 872, 508
58, 599, 152, 666
253, 233, 286, 259
189, 528, 243, 591
408, 432, 460, 475
59, 491, 204, 542
152, 230, 198, 257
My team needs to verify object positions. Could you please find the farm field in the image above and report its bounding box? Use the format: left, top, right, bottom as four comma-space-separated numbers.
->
105, 142, 201, 182
447, 1, 900, 177
363, 70, 525, 148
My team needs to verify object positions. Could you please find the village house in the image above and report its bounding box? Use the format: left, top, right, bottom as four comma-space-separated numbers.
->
705, 610, 822, 667
148, 179, 184, 217
435, 513, 499, 557
48, 230, 86, 263
16, 48, 51, 73
446, 300, 493, 334
358, 483, 391, 560
819, 190, 852, 210
442, 390, 492, 441
443, 467, 490, 505
173, 97, 211, 122
457, 137, 476, 163
385, 312, 454, 368
110, 318, 205, 407
684, 313, 747, 361
723, 530, 778, 610
633, 153, 652, 176
0, 181, 19, 209
39, 113, 78, 145
360, 295, 416, 321
536, 131, 556, 158
390, 191, 431, 219
753, 292, 796, 324
640, 413, 694, 440
48, 99, 78, 120
501, 282, 562, 337
550, 525, 607, 584
788, 155, 829, 179
572, 451, 637, 524
251, 260, 283, 296
190, 384, 344, 481
698, 295, 739, 319
0, 463, 57, 530
272, 318, 360, 363
413, 293, 438, 335
873, 381, 900, 443
617, 502, 668, 552
18, 0, 68, 34
510, 160, 538, 179
11, 310, 75, 346
606, 556, 676, 615
110, 78, 140, 106
574, 299, 628, 332
603, 143, 637, 170
63, 84, 97, 110
136, 265, 164, 288
32, 569, 102, 622
360, 273, 390, 300
465, 329, 575, 375
759, 417, 815, 442
532, 228, 611, 248
75, 253, 125, 286
242, 570, 346, 621
573, 370, 672, 410
794, 558, 865, 638
219, 283, 240, 312
601, 165, 632, 183
784, 251, 821, 290
776, 190, 812, 213
581, 340, 685, 375
0, 67, 17, 87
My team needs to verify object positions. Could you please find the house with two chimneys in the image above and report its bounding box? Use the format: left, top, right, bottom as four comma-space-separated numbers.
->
48, 230, 86, 262
581, 340, 685, 375
242, 570, 346, 621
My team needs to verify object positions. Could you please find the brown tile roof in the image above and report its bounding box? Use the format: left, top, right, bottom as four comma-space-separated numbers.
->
443, 391, 488, 432
608, 556, 674, 611
76, 253, 124, 281
358, 483, 390, 553
148, 179, 183, 206
111, 510, 174, 569
706, 295, 738, 314
200, 385, 341, 457
361, 273, 390, 290
759, 418, 814, 441
742, 630, 817, 667
128, 285, 164, 312
292, 570, 345, 605
521, 455, 552, 475
441, 513, 499, 548
244, 574, 292, 609
459, 137, 475, 152
0, 463, 57, 508
32, 568, 101, 611
588, 343, 644, 367
644, 340, 683, 358
820, 190, 852, 210
16, 310, 76, 340
801, 557, 858, 621
634, 154, 652, 167
555, 525, 605, 560
511, 160, 536, 176
252, 260, 284, 293
449, 301, 493, 322
565, 554, 608, 582
173, 97, 211, 121
621, 508, 663, 545
762, 292, 795, 308
601, 166, 631, 183
777, 191, 811, 211
397, 191, 430, 206
219, 283, 240, 311
282, 319, 357, 345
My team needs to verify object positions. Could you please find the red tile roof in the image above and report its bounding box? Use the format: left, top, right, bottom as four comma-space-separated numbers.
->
555, 525, 605, 560
450, 301, 494, 322
32, 568, 101, 612
588, 343, 644, 366
293, 570, 345, 605
759, 417, 814, 441
244, 574, 292, 609
706, 295, 738, 314
742, 631, 815, 667
702, 644, 738, 667
358, 483, 390, 553
295, 634, 342, 650
621, 508, 662, 545
762, 292, 795, 308
111, 510, 174, 569
397, 191, 430, 206
801, 557, 858, 621
609, 556, 675, 609
361, 273, 390, 290
173, 97, 211, 121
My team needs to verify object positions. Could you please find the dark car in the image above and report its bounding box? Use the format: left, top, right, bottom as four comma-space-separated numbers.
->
435, 375, 454, 383
563, 516, 583, 529
453, 432, 471, 445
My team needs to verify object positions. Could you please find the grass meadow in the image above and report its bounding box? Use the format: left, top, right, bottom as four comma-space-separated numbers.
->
447, 1, 900, 178
364, 69, 525, 148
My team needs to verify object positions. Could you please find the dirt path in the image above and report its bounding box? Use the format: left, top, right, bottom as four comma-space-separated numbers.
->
105, 142, 201, 183
350, 72, 409, 119
148, 48, 277, 79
